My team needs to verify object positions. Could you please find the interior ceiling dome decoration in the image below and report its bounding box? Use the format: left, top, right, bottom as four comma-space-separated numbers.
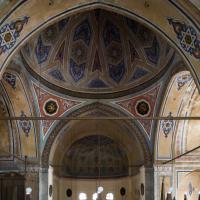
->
21, 9, 174, 98
60, 135, 129, 178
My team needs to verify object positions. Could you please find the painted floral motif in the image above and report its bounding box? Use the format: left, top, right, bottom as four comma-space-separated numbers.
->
19, 111, 32, 137
161, 112, 174, 138
49, 69, 65, 82
73, 19, 91, 46
168, 18, 200, 59
176, 73, 192, 90
70, 59, 85, 82
33, 83, 82, 136
0, 16, 29, 54
35, 35, 51, 64
115, 85, 160, 137
3, 72, 16, 89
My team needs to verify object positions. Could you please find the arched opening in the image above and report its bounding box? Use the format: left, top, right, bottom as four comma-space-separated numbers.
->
46, 104, 148, 200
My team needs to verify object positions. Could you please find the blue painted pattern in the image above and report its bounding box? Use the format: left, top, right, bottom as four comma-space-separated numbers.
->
0, 16, 29, 54
19, 111, 32, 137
49, 69, 65, 81
109, 61, 125, 83
88, 79, 108, 88
161, 112, 174, 138
3, 72, 16, 89
73, 20, 91, 46
35, 35, 51, 64
70, 59, 85, 82
132, 67, 148, 80
168, 18, 200, 59
103, 21, 121, 47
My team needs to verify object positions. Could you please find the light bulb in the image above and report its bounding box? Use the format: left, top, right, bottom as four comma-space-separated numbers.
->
26, 187, 32, 195
97, 186, 104, 194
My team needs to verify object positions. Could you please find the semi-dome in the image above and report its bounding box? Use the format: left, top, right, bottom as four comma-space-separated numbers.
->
21, 9, 174, 98
60, 135, 129, 178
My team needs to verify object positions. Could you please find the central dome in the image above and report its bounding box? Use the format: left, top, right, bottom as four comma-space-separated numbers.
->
21, 9, 174, 98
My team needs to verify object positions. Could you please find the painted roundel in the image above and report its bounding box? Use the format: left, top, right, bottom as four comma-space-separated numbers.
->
21, 9, 174, 98
135, 99, 151, 117
44, 99, 59, 116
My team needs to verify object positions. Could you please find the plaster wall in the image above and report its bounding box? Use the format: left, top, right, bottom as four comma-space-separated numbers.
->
53, 176, 132, 200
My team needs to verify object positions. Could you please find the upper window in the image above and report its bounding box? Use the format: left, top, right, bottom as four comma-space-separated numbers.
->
79, 193, 87, 200
106, 193, 114, 200
92, 193, 98, 200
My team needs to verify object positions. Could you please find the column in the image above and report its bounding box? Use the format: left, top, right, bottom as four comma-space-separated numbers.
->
154, 165, 173, 200
145, 167, 154, 200
39, 168, 48, 200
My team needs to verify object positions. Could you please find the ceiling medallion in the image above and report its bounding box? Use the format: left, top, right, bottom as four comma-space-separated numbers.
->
43, 98, 59, 116
135, 99, 151, 117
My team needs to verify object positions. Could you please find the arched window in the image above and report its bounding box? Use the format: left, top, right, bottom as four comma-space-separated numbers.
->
92, 193, 98, 200
106, 193, 114, 200
79, 193, 87, 200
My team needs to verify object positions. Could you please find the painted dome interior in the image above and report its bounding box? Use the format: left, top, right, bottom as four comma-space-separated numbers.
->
60, 135, 129, 178
21, 9, 174, 97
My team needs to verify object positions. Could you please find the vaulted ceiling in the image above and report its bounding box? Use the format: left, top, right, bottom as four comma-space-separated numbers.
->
0, 3, 197, 173
21, 9, 174, 98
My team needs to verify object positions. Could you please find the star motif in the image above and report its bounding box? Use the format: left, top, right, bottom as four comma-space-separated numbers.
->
180, 27, 196, 52
0, 24, 16, 51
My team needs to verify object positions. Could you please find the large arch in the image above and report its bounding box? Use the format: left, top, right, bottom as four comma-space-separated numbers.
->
41, 103, 152, 168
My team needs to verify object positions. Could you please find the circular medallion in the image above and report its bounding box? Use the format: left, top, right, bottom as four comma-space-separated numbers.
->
135, 99, 150, 117
44, 99, 59, 116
